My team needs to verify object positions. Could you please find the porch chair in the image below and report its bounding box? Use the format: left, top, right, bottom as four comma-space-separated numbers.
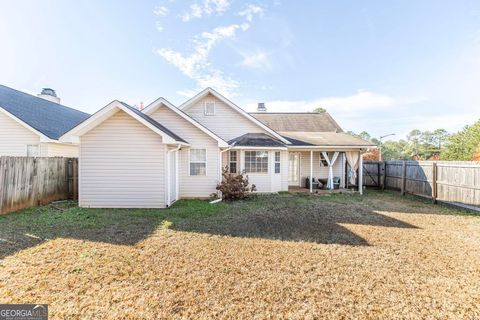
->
333, 177, 341, 189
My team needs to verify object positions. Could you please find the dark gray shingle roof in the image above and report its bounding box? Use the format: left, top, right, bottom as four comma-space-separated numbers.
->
250, 112, 343, 132
0, 84, 90, 140
118, 101, 188, 143
228, 133, 285, 147
279, 131, 376, 147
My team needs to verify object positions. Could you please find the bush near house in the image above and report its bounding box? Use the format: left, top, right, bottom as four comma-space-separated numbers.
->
216, 167, 256, 200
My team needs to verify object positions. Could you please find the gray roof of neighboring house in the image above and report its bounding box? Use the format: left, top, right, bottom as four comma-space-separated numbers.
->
0, 84, 90, 140
228, 133, 285, 147
118, 101, 188, 143
279, 131, 376, 147
250, 112, 343, 132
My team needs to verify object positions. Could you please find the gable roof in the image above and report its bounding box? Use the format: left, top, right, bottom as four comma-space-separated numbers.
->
60, 100, 188, 145
143, 97, 229, 147
0, 84, 90, 140
118, 101, 187, 143
250, 112, 343, 132
179, 88, 291, 144
228, 133, 286, 148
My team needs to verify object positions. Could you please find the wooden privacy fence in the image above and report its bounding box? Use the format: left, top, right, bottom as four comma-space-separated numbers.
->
363, 160, 480, 209
0, 157, 78, 215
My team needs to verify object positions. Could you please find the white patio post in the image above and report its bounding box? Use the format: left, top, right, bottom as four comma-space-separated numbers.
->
358, 151, 363, 195
310, 150, 313, 193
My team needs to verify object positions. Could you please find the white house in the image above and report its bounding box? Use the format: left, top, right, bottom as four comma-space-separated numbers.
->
61, 88, 375, 208
0, 85, 89, 157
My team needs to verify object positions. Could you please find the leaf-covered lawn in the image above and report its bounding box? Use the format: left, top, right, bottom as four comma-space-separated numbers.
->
1, 191, 479, 319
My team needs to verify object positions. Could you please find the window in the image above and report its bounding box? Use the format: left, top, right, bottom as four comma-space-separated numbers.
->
26, 144, 39, 157
229, 151, 237, 173
320, 152, 329, 167
190, 149, 206, 176
204, 101, 215, 116
274, 151, 281, 174
244, 151, 268, 174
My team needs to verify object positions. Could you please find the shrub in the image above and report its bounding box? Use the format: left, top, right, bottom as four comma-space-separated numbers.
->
216, 167, 256, 201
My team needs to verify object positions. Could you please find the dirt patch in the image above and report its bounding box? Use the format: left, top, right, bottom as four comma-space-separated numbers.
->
1, 191, 479, 319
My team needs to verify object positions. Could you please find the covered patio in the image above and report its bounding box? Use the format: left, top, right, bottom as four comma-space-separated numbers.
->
286, 148, 366, 194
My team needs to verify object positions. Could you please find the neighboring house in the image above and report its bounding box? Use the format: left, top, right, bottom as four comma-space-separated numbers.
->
61, 88, 375, 208
0, 85, 90, 157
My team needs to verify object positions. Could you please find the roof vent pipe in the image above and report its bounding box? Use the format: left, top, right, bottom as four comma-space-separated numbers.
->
257, 102, 266, 112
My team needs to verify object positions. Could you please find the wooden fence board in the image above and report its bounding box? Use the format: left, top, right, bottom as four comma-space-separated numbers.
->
363, 160, 480, 208
0, 157, 78, 215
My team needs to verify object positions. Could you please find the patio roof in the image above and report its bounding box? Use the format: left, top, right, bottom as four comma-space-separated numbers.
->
280, 131, 376, 148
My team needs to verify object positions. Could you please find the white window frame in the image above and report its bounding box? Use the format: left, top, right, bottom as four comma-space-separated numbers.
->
274, 151, 281, 174
26, 144, 39, 157
204, 101, 215, 116
189, 148, 207, 176
229, 150, 238, 174
244, 150, 269, 174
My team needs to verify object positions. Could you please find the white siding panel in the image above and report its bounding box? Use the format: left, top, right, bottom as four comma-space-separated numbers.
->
150, 106, 219, 198
185, 93, 269, 141
79, 110, 166, 208
45, 143, 79, 157
0, 110, 41, 156
299, 151, 344, 188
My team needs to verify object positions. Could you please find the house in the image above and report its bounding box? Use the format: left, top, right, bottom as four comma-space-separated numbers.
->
61, 88, 375, 208
0, 84, 89, 157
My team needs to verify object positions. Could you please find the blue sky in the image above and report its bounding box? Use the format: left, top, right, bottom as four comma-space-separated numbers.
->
1, 0, 480, 139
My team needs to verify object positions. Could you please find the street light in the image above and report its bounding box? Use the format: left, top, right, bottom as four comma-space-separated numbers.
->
379, 133, 395, 161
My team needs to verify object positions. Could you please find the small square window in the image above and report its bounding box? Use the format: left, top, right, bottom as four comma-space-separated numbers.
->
27, 144, 39, 157
190, 149, 206, 176
204, 101, 215, 116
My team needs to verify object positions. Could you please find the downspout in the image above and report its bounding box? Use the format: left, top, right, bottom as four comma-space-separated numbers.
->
166, 144, 182, 207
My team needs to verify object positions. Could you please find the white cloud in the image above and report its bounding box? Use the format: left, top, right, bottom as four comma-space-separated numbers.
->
154, 6, 169, 16
238, 4, 264, 22
245, 90, 399, 113
158, 4, 264, 96
158, 23, 245, 95
241, 50, 272, 70
181, 0, 232, 21
155, 21, 164, 32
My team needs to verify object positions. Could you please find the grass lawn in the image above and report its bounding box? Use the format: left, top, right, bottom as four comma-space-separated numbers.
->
1, 190, 480, 319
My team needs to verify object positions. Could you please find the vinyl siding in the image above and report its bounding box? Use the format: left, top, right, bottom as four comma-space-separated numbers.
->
79, 110, 166, 208
223, 149, 288, 193
184, 93, 270, 141
297, 151, 345, 188
0, 110, 41, 156
44, 143, 79, 157
150, 106, 219, 198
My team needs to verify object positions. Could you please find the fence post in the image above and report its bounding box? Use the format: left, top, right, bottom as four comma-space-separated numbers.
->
401, 161, 407, 196
382, 161, 386, 190
0, 157, 5, 214
73, 159, 78, 201
377, 162, 381, 189
432, 162, 437, 204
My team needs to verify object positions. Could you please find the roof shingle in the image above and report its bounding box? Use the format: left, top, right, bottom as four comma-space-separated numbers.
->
228, 133, 285, 147
0, 84, 90, 140
250, 112, 342, 132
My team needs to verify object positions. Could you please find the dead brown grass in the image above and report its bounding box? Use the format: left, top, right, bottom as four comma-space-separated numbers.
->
1, 191, 480, 319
